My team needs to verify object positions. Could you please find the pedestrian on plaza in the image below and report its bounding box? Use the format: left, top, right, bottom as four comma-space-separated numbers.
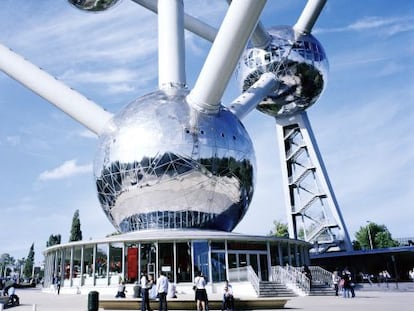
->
156, 271, 169, 311
194, 272, 208, 311
302, 265, 312, 288
221, 280, 234, 311
115, 280, 126, 298
140, 272, 152, 311
409, 268, 414, 281
332, 269, 340, 296
7, 284, 20, 306
344, 268, 355, 298
56, 277, 61, 295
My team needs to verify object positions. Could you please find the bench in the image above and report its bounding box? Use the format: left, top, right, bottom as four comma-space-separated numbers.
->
99, 297, 288, 310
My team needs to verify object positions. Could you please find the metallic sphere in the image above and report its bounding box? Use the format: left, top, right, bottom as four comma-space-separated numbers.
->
94, 89, 256, 233
68, 0, 121, 12
237, 26, 329, 117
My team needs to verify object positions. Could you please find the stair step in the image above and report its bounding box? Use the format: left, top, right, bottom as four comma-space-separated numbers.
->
258, 281, 297, 298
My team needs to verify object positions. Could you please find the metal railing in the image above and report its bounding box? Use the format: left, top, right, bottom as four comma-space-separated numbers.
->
228, 265, 332, 297
271, 265, 310, 295
228, 265, 260, 295
309, 265, 333, 286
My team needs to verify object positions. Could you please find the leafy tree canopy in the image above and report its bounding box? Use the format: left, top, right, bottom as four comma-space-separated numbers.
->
69, 209, 83, 242
47, 234, 61, 247
354, 222, 399, 250
268, 220, 289, 238
0, 253, 15, 276
23, 243, 35, 278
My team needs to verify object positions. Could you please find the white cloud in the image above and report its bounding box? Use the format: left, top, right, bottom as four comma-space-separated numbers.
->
348, 16, 397, 31
316, 15, 414, 36
38, 159, 92, 181
61, 68, 139, 85
6, 135, 21, 146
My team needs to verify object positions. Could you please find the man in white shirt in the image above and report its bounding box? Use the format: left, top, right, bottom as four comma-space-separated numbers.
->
156, 272, 169, 311
140, 272, 151, 311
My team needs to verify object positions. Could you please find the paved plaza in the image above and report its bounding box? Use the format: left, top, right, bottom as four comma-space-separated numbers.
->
4, 284, 413, 311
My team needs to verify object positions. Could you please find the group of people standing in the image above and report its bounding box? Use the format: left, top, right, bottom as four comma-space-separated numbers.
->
115, 271, 235, 311
115, 271, 171, 311
332, 268, 355, 298
140, 271, 169, 311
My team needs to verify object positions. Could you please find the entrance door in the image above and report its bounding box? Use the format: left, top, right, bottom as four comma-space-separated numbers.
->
228, 251, 268, 281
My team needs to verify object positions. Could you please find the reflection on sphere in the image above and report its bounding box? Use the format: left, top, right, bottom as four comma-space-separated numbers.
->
237, 26, 329, 117
67, 0, 121, 12
94, 89, 256, 233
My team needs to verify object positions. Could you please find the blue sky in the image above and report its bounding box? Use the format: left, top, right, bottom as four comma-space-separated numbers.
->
0, 0, 412, 264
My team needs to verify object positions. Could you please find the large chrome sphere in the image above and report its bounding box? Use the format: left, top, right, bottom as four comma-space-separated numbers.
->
94, 89, 256, 233
237, 26, 329, 117
68, 0, 121, 12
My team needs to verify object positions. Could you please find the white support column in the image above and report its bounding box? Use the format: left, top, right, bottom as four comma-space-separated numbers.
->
158, 0, 186, 90
0, 43, 113, 135
70, 248, 74, 287
80, 247, 84, 287
275, 111, 353, 253
92, 245, 96, 286
278, 244, 283, 266
287, 243, 292, 265
187, 0, 267, 114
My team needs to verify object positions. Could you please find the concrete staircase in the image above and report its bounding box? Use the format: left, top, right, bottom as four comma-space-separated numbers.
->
258, 281, 297, 297
308, 283, 336, 296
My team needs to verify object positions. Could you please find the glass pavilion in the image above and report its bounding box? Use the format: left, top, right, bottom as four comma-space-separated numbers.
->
43, 229, 310, 292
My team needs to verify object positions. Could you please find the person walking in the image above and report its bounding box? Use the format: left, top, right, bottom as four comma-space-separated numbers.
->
332, 270, 340, 296
302, 265, 312, 288
156, 271, 169, 311
141, 272, 152, 311
194, 272, 208, 311
56, 277, 61, 295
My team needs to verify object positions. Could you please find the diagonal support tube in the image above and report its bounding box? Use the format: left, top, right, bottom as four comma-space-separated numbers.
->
229, 72, 278, 120
132, 0, 217, 42
251, 21, 272, 48
0, 43, 113, 135
293, 0, 327, 34
187, 0, 266, 114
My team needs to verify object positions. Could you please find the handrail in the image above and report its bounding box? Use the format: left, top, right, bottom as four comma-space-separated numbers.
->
228, 266, 260, 295
272, 266, 310, 295
309, 265, 333, 286
247, 265, 260, 295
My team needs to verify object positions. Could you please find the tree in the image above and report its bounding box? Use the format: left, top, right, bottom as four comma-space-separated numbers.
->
46, 234, 62, 247
268, 220, 289, 238
375, 231, 399, 248
354, 222, 399, 250
69, 209, 83, 242
0, 253, 15, 277
352, 240, 361, 251
23, 243, 35, 278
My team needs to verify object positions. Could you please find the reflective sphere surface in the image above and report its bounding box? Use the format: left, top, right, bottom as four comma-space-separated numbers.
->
68, 0, 121, 12
237, 26, 329, 117
94, 89, 256, 233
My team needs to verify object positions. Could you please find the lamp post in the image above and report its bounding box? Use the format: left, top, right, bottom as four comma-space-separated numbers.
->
366, 221, 373, 250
